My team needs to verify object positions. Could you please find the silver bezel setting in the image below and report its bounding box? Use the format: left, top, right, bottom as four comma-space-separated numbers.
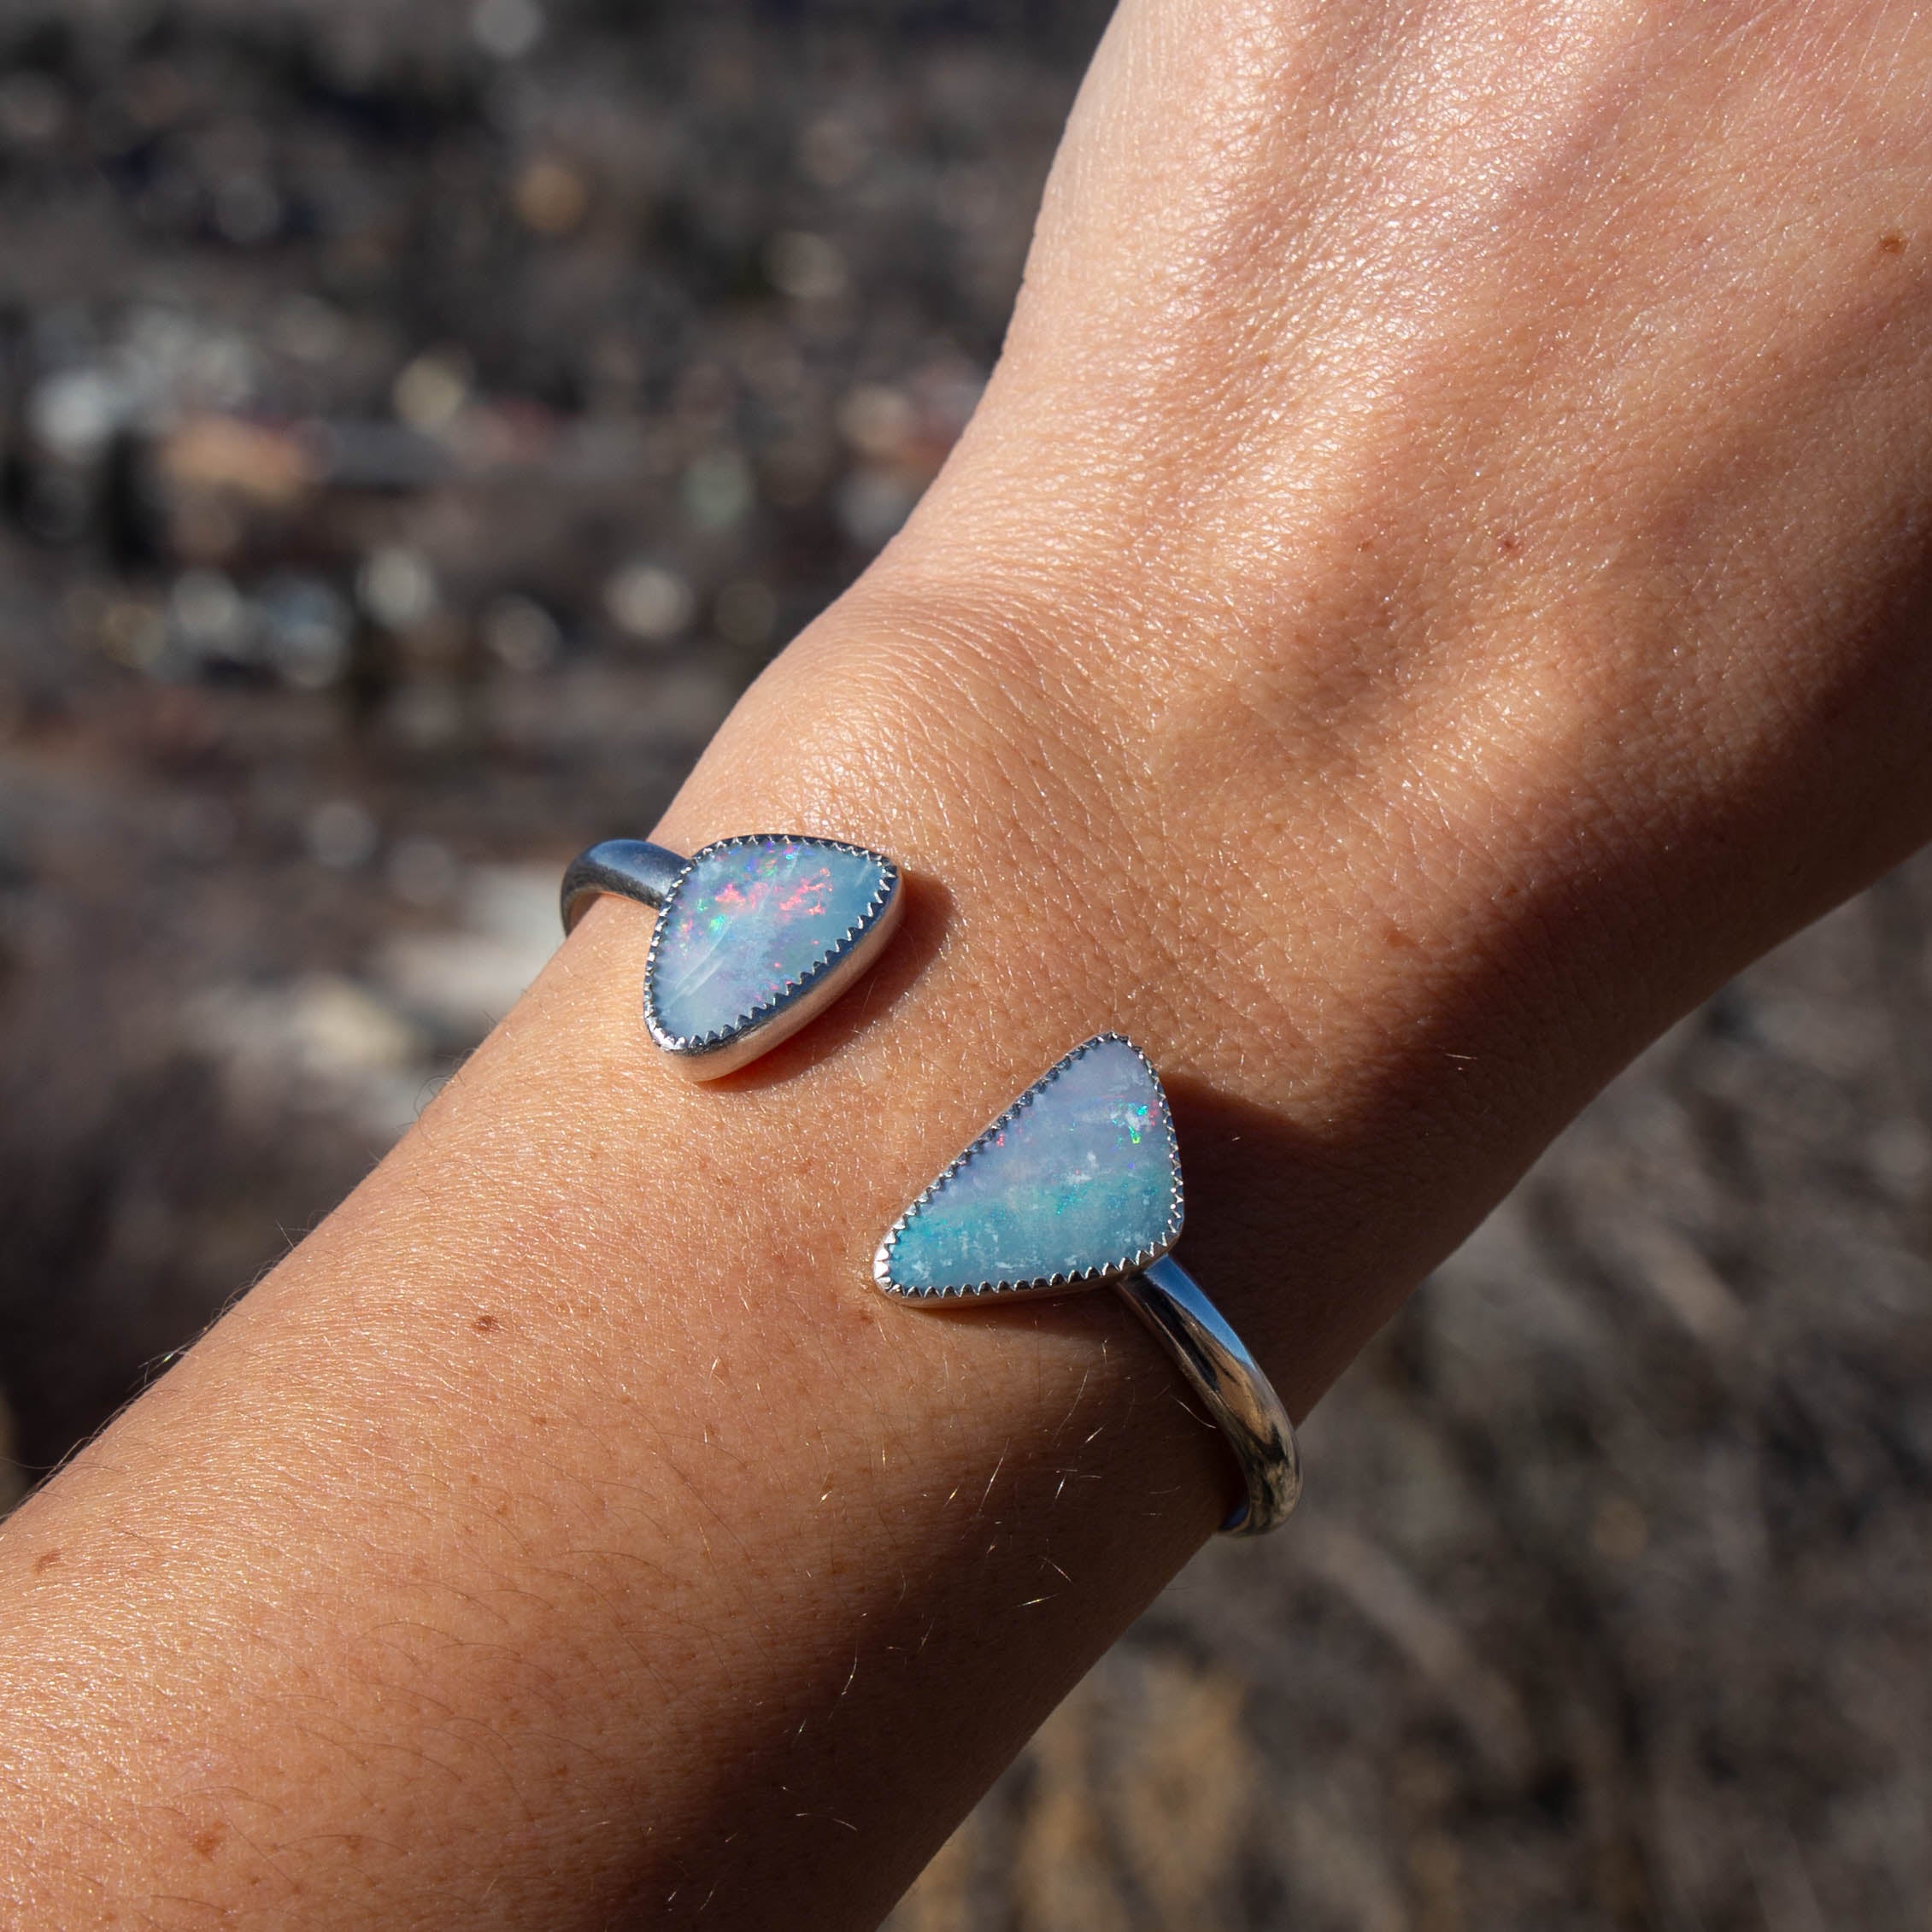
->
872, 1032, 1184, 1301
641, 833, 902, 1080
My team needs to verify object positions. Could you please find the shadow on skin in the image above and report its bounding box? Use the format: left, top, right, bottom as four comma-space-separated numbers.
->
1159, 1074, 1368, 1411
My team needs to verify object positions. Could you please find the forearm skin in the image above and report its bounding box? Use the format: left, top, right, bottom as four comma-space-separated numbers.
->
10, 1, 1932, 1923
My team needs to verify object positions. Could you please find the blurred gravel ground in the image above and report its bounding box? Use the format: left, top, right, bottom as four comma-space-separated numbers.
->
2, 6, 1929, 1929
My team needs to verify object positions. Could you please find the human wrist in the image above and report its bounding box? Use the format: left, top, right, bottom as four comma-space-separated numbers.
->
644, 478, 1905, 1427
638, 555, 1573, 1371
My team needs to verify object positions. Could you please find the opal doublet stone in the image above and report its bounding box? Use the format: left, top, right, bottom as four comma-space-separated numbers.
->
877, 1034, 1183, 1297
646, 837, 890, 1048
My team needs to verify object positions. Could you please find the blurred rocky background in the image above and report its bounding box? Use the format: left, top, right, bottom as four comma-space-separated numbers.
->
0, 4, 1927, 1928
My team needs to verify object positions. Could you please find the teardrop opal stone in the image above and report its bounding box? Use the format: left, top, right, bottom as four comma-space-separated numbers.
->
878, 1034, 1183, 1296
648, 837, 891, 1047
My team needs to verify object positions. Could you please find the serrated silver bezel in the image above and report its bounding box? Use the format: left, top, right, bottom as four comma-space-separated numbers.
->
642, 834, 901, 1079
873, 1032, 1184, 1302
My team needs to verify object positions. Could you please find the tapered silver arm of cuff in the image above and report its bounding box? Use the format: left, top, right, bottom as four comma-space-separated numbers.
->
560, 839, 688, 932
1115, 1254, 1301, 1536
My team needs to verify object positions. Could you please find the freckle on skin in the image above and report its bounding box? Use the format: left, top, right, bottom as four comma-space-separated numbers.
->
32, 1549, 60, 1574
832, 1300, 879, 1336
192, 1823, 224, 1860
1879, 232, 1906, 255
474, 1312, 501, 1333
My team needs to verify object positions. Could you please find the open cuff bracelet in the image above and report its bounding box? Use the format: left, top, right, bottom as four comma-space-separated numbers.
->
875, 1033, 1301, 1536
559, 837, 1298, 1534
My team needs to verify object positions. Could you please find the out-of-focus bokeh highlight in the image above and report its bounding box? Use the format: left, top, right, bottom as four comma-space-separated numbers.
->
1, 5, 1929, 1927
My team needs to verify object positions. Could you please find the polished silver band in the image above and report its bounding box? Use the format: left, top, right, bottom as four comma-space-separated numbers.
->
1116, 1255, 1301, 1536
560, 837, 688, 931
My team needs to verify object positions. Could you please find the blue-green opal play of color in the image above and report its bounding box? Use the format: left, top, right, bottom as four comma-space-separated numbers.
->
649, 839, 886, 1044
883, 1036, 1181, 1291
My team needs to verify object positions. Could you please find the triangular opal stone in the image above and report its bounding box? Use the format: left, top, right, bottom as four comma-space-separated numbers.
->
645, 837, 893, 1049
876, 1034, 1183, 1299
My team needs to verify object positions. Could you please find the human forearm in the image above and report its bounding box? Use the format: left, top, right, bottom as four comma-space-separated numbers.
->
11, 0, 1932, 1924
0, 881, 1231, 1925
2, 531, 1920, 1929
